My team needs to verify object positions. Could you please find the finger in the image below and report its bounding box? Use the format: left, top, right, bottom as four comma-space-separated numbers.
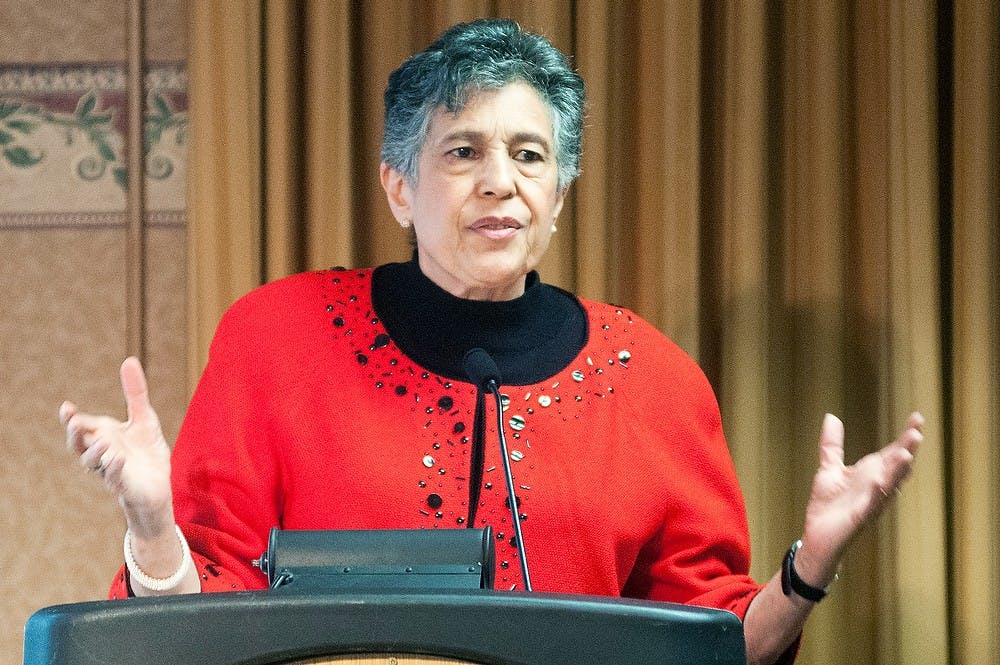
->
818, 413, 846, 468
120, 356, 152, 426
59, 401, 77, 426
894, 418, 924, 456
906, 411, 925, 432
65, 412, 96, 454
65, 413, 83, 453
79, 437, 110, 471
100, 451, 126, 489
881, 446, 916, 492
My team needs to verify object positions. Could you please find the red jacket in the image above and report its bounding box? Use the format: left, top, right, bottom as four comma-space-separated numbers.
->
110, 267, 762, 620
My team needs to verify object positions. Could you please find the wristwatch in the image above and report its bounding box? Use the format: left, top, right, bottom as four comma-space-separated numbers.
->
781, 539, 831, 602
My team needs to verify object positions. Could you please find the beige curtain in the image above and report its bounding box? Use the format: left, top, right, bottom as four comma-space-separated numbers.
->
188, 2, 998, 663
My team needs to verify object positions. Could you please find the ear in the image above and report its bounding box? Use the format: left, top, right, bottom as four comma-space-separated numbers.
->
380, 162, 413, 225
551, 184, 568, 222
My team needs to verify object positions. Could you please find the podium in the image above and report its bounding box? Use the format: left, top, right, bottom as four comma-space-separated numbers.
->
24, 589, 746, 664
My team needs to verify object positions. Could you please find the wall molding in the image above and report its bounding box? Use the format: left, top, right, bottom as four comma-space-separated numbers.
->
0, 62, 188, 219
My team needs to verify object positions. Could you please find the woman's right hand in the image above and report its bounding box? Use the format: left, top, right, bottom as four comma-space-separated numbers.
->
62, 357, 200, 594
61, 357, 174, 536
60, 357, 200, 594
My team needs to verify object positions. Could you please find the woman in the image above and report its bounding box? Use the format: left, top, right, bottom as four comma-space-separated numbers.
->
61, 19, 922, 665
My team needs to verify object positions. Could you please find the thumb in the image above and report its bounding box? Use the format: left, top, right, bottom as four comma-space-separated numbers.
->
120, 356, 153, 425
818, 413, 846, 468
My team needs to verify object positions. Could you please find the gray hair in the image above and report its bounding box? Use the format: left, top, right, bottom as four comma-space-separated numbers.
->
381, 18, 585, 192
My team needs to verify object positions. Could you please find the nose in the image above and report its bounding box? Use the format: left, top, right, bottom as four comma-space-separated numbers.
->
477, 150, 515, 199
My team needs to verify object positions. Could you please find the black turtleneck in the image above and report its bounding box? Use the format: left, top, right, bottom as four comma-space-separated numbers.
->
371, 259, 588, 385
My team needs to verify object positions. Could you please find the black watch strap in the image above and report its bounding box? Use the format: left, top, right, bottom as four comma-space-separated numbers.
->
781, 539, 828, 602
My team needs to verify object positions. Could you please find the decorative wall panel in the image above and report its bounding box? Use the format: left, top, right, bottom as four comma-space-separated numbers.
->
1, 60, 189, 662
1, 63, 187, 223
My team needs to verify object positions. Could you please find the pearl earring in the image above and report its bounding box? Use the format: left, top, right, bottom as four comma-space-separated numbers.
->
551, 224, 558, 233
401, 217, 411, 228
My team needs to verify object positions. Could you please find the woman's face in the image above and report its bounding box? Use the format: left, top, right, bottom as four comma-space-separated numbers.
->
381, 82, 566, 301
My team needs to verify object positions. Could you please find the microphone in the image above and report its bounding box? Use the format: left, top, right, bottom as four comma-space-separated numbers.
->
462, 347, 501, 390
462, 348, 532, 592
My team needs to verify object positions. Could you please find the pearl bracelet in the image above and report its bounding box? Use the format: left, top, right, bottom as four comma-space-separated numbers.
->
123, 525, 192, 592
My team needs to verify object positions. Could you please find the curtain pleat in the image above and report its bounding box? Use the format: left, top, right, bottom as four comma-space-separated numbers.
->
261, 0, 302, 278
187, 2, 263, 383
186, 3, 998, 663
882, 3, 950, 663
302, 0, 358, 272
951, 1, 1000, 662
570, 2, 615, 304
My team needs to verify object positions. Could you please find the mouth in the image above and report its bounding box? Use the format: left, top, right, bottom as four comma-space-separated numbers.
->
468, 216, 523, 240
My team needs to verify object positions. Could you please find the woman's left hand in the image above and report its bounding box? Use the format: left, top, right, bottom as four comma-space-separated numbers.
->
793, 412, 924, 586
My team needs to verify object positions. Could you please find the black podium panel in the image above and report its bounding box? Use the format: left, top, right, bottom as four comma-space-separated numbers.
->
24, 590, 745, 665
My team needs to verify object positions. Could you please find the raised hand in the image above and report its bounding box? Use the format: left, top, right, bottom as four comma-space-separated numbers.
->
797, 412, 924, 585
61, 357, 174, 539
742, 412, 925, 664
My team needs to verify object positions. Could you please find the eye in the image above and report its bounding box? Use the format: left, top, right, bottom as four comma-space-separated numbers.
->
449, 146, 475, 159
516, 149, 543, 163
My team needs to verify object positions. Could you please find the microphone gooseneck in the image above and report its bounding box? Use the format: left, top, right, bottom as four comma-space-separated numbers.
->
462, 348, 532, 592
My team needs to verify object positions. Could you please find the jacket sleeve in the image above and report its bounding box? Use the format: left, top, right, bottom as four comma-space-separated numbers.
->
107, 550, 248, 599
617, 313, 798, 662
